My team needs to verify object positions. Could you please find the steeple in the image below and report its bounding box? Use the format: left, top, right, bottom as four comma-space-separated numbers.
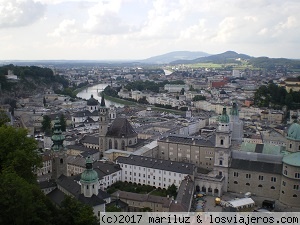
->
100, 93, 106, 107
51, 116, 67, 180
219, 107, 229, 123
51, 117, 65, 151
230, 102, 239, 116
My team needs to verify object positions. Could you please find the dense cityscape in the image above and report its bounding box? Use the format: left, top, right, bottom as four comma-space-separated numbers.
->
1, 0, 300, 224
1, 49, 300, 224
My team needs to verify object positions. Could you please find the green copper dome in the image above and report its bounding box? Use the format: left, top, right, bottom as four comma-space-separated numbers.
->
80, 156, 98, 183
282, 152, 300, 167
287, 121, 300, 141
219, 107, 229, 123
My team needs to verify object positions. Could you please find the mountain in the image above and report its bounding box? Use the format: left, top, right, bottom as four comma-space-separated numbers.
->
141, 51, 210, 64
170, 51, 252, 64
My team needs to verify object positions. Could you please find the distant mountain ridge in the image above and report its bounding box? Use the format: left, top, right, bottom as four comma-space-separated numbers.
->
170, 51, 252, 64
141, 51, 210, 64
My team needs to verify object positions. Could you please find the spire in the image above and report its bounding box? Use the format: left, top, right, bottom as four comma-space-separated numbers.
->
230, 102, 239, 116
51, 117, 65, 151
100, 93, 106, 107
80, 155, 98, 183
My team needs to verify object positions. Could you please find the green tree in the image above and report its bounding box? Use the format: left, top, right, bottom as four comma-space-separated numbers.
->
59, 196, 98, 225
0, 126, 41, 183
285, 94, 293, 109
0, 169, 57, 225
166, 184, 177, 198
60, 114, 67, 132
106, 205, 122, 212
137, 96, 149, 104
141, 207, 152, 212
0, 110, 10, 126
41, 115, 52, 134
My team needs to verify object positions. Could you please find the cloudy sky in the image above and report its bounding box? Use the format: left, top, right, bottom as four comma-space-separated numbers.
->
0, 0, 300, 60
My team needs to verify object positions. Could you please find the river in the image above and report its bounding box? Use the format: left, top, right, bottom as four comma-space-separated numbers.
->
76, 83, 123, 107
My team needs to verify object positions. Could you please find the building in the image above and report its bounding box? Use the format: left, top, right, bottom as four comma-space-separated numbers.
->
99, 95, 138, 154
116, 155, 195, 190
229, 102, 243, 142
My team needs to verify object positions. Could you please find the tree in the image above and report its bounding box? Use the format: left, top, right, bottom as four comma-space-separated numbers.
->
59, 196, 98, 225
0, 110, 10, 126
60, 114, 67, 132
0, 169, 57, 225
0, 126, 41, 183
106, 205, 122, 212
41, 115, 52, 134
166, 184, 177, 198
137, 96, 149, 104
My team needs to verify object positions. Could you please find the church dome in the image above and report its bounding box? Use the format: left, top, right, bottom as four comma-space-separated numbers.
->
287, 121, 300, 141
283, 152, 300, 167
80, 156, 98, 183
87, 95, 99, 106
219, 107, 229, 123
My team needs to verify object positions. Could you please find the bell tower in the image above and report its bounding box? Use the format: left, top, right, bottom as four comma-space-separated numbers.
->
99, 93, 108, 153
51, 117, 67, 180
80, 156, 99, 197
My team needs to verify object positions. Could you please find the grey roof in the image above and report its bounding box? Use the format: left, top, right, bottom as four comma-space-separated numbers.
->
170, 177, 194, 212
80, 135, 99, 145
56, 175, 108, 205
159, 134, 215, 147
112, 191, 171, 208
230, 159, 282, 174
106, 118, 137, 138
47, 188, 66, 206
116, 155, 194, 175
73, 110, 98, 117
39, 180, 57, 189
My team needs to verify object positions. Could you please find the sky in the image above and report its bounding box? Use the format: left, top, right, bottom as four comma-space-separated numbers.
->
0, 0, 300, 60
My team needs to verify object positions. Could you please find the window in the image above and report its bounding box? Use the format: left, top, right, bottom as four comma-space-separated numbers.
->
220, 139, 224, 145
153, 176, 155, 180
109, 139, 112, 149
219, 160, 223, 165
293, 184, 299, 190
258, 184, 263, 188
259, 175, 264, 181
282, 181, 286, 186
246, 174, 251, 179
219, 171, 223, 176
271, 177, 277, 182
284, 170, 287, 175
233, 172, 238, 177
246, 183, 250, 186
271, 186, 275, 190
295, 173, 300, 178
293, 194, 298, 198
234, 181, 238, 184
290, 144, 292, 148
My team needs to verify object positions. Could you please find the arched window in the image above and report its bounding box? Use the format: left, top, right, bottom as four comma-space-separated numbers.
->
246, 183, 250, 186
293, 194, 297, 198
234, 181, 238, 184
121, 140, 125, 150
114, 140, 118, 149
60, 158, 63, 164
129, 140, 132, 145
271, 186, 275, 190
220, 139, 224, 145
258, 184, 263, 188
109, 139, 112, 149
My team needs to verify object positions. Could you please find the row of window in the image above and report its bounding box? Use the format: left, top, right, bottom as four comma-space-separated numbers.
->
233, 181, 276, 189
123, 177, 177, 187
121, 165, 181, 176
288, 143, 300, 150
283, 171, 300, 178
233, 172, 277, 182
282, 182, 299, 190
281, 191, 298, 198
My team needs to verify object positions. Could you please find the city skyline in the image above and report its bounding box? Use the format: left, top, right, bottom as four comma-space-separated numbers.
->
1, 0, 300, 60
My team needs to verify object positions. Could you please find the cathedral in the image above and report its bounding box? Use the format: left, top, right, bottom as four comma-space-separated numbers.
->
99, 94, 138, 153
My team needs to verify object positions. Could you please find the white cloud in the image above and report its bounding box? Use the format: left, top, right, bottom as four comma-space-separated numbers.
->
48, 19, 77, 37
0, 0, 45, 28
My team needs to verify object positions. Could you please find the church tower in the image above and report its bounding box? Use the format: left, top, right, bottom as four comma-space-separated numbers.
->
99, 93, 109, 153
214, 107, 232, 192
51, 117, 67, 181
80, 156, 99, 197
229, 102, 243, 142
215, 107, 231, 148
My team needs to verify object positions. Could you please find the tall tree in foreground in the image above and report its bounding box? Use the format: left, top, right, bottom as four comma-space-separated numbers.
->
41, 115, 52, 135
